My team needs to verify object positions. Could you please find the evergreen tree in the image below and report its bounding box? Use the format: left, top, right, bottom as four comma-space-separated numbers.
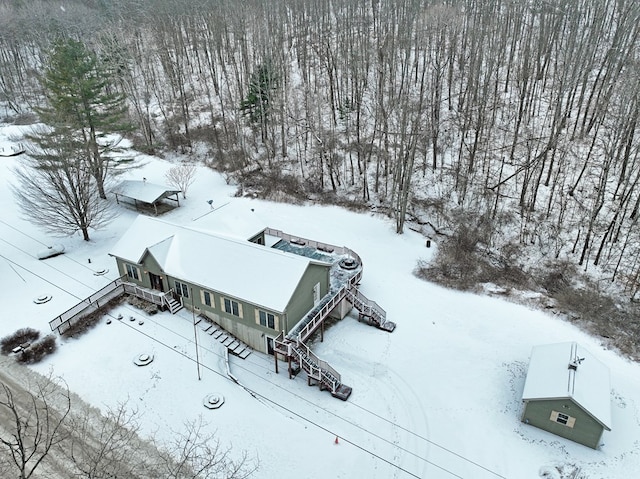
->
37, 38, 131, 199
240, 63, 278, 142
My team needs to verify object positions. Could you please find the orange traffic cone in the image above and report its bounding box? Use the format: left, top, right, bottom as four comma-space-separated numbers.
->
334, 436, 339, 445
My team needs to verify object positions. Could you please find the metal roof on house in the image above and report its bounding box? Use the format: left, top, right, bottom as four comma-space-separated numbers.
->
522, 342, 612, 430
110, 215, 330, 313
114, 180, 181, 204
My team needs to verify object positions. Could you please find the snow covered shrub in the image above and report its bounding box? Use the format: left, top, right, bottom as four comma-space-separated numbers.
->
414, 211, 495, 290
62, 295, 125, 338
127, 295, 159, 314
18, 335, 57, 364
241, 168, 307, 202
415, 211, 529, 291
537, 261, 576, 294
1, 328, 41, 355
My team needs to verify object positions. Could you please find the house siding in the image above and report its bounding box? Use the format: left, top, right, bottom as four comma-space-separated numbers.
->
141, 254, 167, 291
247, 230, 266, 245
283, 263, 331, 333
117, 258, 148, 288
522, 399, 604, 449
113, 242, 333, 355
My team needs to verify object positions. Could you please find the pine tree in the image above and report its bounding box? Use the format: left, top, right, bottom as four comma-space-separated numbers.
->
240, 63, 278, 143
37, 38, 132, 199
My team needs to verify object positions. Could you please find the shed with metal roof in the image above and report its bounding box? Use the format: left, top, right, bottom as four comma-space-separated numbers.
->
113, 180, 181, 215
521, 342, 612, 449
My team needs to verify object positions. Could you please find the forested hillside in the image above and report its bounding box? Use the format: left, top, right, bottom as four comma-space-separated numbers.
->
2, 0, 640, 300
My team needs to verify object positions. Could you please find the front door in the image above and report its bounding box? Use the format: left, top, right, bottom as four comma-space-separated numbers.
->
149, 273, 164, 292
266, 337, 274, 355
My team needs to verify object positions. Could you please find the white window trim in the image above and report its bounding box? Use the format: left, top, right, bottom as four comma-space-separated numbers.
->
255, 309, 279, 331
200, 290, 213, 308
550, 410, 576, 428
125, 263, 141, 281
220, 297, 243, 318
313, 282, 321, 305
174, 280, 189, 298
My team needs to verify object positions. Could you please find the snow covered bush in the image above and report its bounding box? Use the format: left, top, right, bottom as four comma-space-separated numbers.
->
0, 328, 40, 355
17, 335, 57, 364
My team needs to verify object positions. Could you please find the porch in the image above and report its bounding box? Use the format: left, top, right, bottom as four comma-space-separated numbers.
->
267, 229, 396, 401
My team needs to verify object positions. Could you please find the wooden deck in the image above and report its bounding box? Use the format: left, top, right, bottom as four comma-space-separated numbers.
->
274, 280, 394, 401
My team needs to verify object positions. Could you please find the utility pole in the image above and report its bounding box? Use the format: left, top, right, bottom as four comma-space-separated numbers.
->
190, 288, 201, 380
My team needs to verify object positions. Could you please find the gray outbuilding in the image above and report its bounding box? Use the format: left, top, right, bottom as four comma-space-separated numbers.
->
521, 342, 612, 449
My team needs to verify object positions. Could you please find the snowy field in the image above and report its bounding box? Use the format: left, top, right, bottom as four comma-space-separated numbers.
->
1, 123, 640, 479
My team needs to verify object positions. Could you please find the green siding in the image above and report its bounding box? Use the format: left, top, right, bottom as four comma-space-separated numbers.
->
284, 263, 331, 333
247, 230, 266, 245
522, 399, 604, 449
116, 257, 150, 288
178, 284, 283, 353
141, 253, 166, 290
114, 249, 331, 353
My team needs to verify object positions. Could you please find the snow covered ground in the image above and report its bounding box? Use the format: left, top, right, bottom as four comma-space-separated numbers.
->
1, 123, 640, 479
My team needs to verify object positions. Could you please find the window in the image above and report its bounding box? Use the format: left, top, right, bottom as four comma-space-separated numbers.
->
125, 264, 140, 281
174, 280, 189, 298
259, 311, 276, 329
256, 310, 278, 330
550, 410, 576, 428
224, 298, 240, 316
202, 291, 212, 307
313, 282, 321, 305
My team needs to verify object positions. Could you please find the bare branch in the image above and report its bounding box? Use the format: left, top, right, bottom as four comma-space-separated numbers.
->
165, 163, 197, 199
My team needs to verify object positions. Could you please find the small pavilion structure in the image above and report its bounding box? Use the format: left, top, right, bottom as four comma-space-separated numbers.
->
114, 180, 181, 215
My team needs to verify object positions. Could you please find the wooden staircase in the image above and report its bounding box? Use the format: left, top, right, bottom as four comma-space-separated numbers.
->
274, 284, 394, 400
291, 343, 352, 400
346, 289, 396, 332
164, 295, 183, 314
123, 283, 183, 315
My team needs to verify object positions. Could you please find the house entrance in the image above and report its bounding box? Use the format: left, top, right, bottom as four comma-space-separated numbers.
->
149, 273, 164, 292
266, 337, 274, 355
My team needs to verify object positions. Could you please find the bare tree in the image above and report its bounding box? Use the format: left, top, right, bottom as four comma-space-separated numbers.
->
165, 163, 197, 199
68, 402, 146, 479
12, 126, 115, 241
0, 375, 71, 479
152, 416, 257, 479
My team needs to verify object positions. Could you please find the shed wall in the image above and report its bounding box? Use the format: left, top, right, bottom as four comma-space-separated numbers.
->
522, 399, 604, 449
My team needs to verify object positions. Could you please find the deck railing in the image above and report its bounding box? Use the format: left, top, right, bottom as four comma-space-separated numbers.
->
292, 285, 349, 343
296, 343, 342, 385
263, 227, 362, 266
49, 276, 126, 333
123, 282, 166, 306
347, 288, 386, 322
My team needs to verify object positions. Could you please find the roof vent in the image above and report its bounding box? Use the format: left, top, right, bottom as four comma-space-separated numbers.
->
568, 356, 584, 370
